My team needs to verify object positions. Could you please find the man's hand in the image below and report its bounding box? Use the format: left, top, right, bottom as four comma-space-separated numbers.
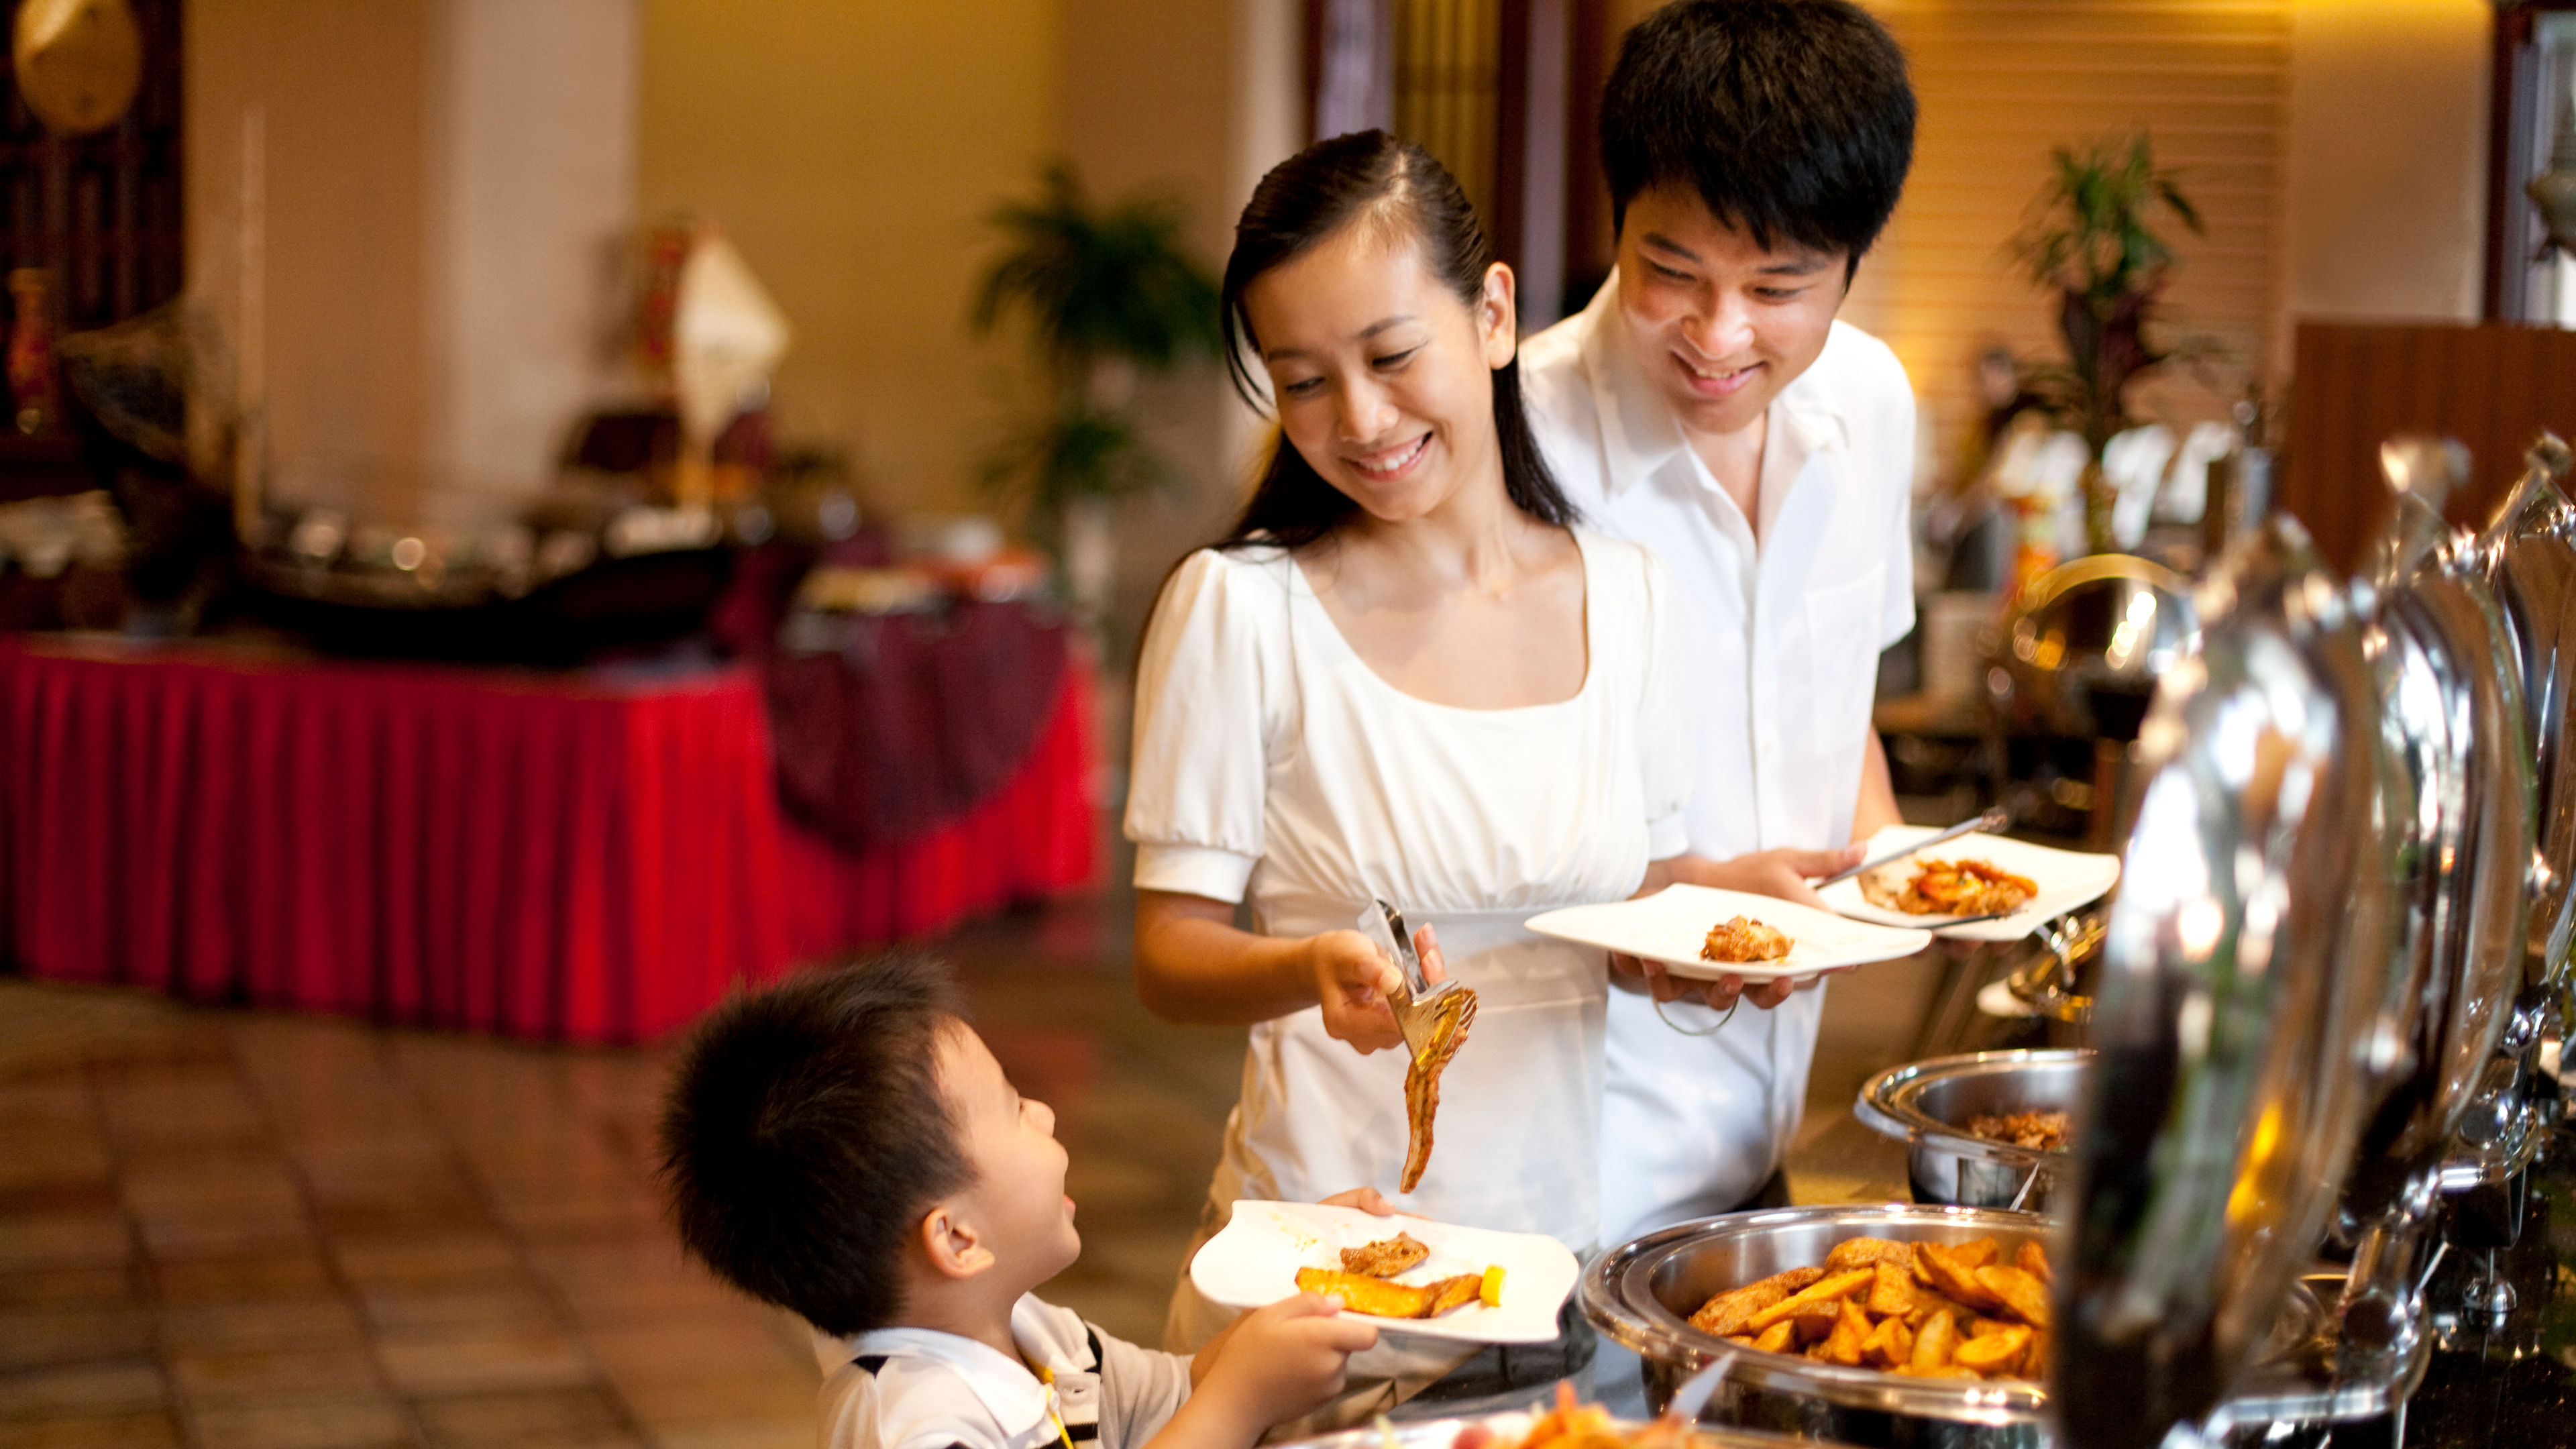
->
1316, 1187, 1404, 1216
1609, 846, 1864, 1013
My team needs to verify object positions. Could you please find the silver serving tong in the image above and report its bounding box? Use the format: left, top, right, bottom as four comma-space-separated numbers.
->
1365, 898, 1461, 1060
1815, 804, 2014, 888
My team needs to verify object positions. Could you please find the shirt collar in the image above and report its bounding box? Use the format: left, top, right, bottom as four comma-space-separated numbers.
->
836, 1295, 1095, 1438
1573, 270, 1852, 500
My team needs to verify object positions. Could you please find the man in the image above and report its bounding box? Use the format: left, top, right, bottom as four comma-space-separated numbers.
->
1519, 0, 1919, 1247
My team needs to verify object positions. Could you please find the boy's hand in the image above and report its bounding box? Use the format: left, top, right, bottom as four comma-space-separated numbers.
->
1194, 1293, 1377, 1432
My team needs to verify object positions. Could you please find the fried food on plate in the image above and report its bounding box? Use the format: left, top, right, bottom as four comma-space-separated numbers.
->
1690, 1233, 2053, 1381
1860, 857, 2038, 918
1293, 1262, 1501, 1320
1701, 916, 1791, 963
1340, 1233, 1430, 1277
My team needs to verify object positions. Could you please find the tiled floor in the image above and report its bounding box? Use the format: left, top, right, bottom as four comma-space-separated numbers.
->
0, 883, 1941, 1448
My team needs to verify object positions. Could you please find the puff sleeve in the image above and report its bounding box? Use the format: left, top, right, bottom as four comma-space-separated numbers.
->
1122, 548, 1288, 904
1634, 543, 1694, 861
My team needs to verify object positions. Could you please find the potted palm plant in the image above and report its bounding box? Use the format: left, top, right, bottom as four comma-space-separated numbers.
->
972, 162, 1220, 627
2010, 133, 2204, 554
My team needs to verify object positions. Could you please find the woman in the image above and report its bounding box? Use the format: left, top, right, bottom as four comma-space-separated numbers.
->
1124, 131, 1693, 1409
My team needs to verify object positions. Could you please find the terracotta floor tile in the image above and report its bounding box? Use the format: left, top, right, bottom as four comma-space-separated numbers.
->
187, 1395, 414, 1449
169, 1346, 382, 1405
640, 1421, 811, 1449
374, 1325, 594, 1397
136, 1210, 317, 1260
158, 1299, 369, 1355
331, 1236, 524, 1293
358, 1289, 564, 1336
411, 1386, 642, 1448
0, 1407, 182, 1448
0, 1216, 131, 1273
0, 1183, 118, 1218
121, 1165, 302, 1218
150, 1249, 338, 1303
603, 1363, 814, 1431
0, 1264, 147, 1309
0, 1307, 157, 1372
0, 1362, 166, 1419
582, 1323, 805, 1381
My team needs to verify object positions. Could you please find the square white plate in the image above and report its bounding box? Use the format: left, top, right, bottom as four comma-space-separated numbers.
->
1817, 826, 2121, 942
1188, 1200, 1578, 1344
1522, 884, 1932, 981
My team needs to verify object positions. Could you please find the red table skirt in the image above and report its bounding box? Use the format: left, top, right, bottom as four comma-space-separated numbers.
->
0, 638, 1097, 1042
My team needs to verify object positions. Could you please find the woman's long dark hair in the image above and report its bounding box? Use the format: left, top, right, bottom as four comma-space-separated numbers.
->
1215, 129, 1574, 551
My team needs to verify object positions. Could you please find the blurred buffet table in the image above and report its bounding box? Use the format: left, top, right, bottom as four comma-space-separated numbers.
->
0, 626, 1095, 1042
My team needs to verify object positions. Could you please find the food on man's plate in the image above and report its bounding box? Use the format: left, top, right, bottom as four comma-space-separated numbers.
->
1701, 916, 1791, 963
1964, 1108, 2072, 1151
1400, 985, 1477, 1193
1685, 1234, 2053, 1381
1341, 1233, 1430, 1277
1860, 857, 2039, 918
1293, 1261, 1503, 1320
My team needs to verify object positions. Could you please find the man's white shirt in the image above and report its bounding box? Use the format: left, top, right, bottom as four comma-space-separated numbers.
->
814, 1294, 1191, 1449
1521, 274, 1917, 1243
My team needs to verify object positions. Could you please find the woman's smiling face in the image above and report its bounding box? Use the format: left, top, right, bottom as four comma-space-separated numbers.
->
1242, 219, 1515, 525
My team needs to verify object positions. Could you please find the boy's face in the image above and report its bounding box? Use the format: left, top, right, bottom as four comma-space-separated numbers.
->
937, 1023, 1081, 1287
1613, 184, 1849, 442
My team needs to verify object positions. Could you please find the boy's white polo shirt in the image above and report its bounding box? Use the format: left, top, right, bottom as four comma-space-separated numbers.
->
1521, 275, 1917, 1244
814, 1293, 1191, 1449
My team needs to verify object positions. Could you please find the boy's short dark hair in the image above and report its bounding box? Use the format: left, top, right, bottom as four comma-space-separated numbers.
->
659, 953, 971, 1337
1601, 0, 1916, 260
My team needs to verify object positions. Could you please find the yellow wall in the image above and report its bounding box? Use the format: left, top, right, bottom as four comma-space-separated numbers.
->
637, 1, 1062, 517
2278, 0, 2490, 354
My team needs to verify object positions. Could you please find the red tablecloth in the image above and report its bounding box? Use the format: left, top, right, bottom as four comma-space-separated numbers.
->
0, 637, 1096, 1042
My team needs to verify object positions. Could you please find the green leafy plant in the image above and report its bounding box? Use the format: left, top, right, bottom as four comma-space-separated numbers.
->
2010, 133, 2208, 551
971, 162, 1220, 515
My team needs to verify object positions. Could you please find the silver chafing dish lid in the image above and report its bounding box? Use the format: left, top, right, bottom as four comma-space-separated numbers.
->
2055, 513, 2396, 1449
2478, 434, 2576, 1007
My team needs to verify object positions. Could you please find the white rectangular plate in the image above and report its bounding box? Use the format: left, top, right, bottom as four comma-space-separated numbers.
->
1188, 1200, 1578, 1344
1817, 826, 2121, 942
1522, 884, 1931, 981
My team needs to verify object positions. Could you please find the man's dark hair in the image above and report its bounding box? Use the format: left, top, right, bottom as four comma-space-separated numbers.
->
658, 954, 971, 1337
1601, 0, 1916, 262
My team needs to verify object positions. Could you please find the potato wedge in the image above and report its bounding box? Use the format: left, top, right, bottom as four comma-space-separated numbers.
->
1914, 1243, 2003, 1311
1901, 1364, 1984, 1380
1421, 1274, 1484, 1317
1861, 1313, 1914, 1369
1953, 1324, 2033, 1374
1825, 1236, 1916, 1271
1752, 1319, 1797, 1355
1689, 1265, 1827, 1337
1294, 1269, 1431, 1317
1818, 1301, 1872, 1365
1949, 1238, 2001, 1270
1868, 1260, 1919, 1317
1743, 1267, 1877, 1334
2015, 1239, 2052, 1287
1976, 1265, 2050, 1328
1909, 1306, 1959, 1372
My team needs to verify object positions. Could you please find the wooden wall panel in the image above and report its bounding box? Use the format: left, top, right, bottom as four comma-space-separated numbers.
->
2280, 321, 2576, 574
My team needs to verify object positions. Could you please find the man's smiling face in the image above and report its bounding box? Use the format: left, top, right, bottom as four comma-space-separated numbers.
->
1613, 184, 1850, 441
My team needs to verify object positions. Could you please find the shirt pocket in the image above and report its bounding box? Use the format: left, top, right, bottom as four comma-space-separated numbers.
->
1794, 570, 1888, 762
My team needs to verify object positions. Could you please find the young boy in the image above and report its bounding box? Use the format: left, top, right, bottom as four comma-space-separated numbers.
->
660, 955, 1377, 1449
1518, 0, 1919, 1246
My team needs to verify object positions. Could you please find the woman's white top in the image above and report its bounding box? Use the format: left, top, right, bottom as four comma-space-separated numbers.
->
1125, 526, 1690, 1254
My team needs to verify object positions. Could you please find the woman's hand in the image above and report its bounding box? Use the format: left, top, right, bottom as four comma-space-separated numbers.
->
1307, 929, 1407, 1053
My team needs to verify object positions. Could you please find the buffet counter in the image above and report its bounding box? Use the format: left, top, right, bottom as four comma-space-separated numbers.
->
0, 633, 1097, 1042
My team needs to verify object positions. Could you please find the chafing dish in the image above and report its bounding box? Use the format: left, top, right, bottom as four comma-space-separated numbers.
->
1581, 1205, 2337, 1449
1582, 1205, 2059, 1448
2480, 433, 2576, 1027
1275, 1411, 1837, 1449
1856, 1050, 2088, 1209
2056, 515, 2398, 1449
